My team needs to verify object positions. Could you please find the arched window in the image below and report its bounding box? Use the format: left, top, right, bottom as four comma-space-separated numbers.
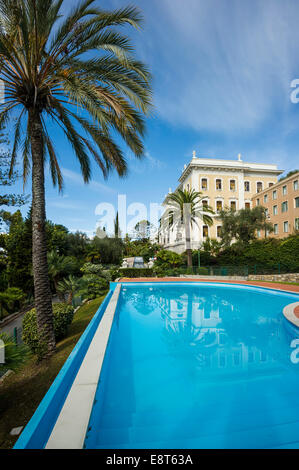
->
244, 181, 250, 192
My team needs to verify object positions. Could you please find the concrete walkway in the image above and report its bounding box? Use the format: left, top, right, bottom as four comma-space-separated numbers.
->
119, 277, 299, 293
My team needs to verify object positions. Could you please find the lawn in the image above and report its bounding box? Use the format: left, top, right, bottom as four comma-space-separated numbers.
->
0, 296, 105, 450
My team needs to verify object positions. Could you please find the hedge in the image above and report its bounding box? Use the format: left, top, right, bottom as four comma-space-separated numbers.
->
118, 268, 154, 278
22, 303, 74, 354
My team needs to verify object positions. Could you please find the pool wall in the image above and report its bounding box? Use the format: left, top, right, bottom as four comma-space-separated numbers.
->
14, 285, 116, 449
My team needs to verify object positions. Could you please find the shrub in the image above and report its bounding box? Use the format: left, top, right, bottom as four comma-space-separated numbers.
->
0, 332, 31, 371
22, 303, 74, 353
81, 275, 109, 299
118, 268, 154, 278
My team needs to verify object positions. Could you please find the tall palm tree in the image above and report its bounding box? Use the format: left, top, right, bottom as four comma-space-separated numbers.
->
0, 0, 152, 357
162, 189, 214, 267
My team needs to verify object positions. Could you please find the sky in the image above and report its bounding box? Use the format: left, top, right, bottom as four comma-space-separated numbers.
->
3, 0, 299, 237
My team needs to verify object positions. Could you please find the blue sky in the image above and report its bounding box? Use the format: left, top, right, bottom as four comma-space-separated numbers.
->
4, 0, 299, 236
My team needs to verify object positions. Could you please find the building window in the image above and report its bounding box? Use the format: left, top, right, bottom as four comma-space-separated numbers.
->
295, 218, 299, 231
273, 190, 277, 200
273, 205, 278, 215
201, 178, 208, 190
230, 201, 236, 211
216, 200, 223, 213
283, 221, 289, 233
274, 224, 278, 234
295, 197, 299, 208
282, 185, 287, 196
265, 208, 269, 218
257, 230, 261, 238
269, 182, 274, 187
217, 226, 222, 238
264, 194, 268, 203
216, 179, 222, 190
202, 225, 209, 237
282, 201, 288, 213
257, 182, 263, 193
202, 199, 208, 208
230, 179, 236, 191
294, 180, 298, 191
244, 181, 250, 192
256, 199, 260, 206
245, 202, 250, 209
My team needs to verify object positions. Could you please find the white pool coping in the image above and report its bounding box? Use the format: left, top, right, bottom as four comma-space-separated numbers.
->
45, 284, 121, 449
283, 301, 299, 328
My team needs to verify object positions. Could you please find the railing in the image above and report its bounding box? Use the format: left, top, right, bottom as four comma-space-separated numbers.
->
155, 264, 299, 277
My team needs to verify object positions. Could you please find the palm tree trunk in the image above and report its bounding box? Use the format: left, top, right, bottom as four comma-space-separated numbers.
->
29, 108, 56, 358
184, 211, 193, 268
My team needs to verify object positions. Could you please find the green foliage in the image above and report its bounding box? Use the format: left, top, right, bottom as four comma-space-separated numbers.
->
155, 250, 184, 269
118, 267, 154, 278
219, 206, 273, 246
123, 238, 160, 262
88, 237, 124, 265
57, 275, 82, 305
22, 303, 74, 354
80, 275, 109, 300
80, 262, 105, 276
0, 287, 26, 319
0, 333, 31, 372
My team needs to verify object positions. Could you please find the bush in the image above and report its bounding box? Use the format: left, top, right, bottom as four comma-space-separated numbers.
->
22, 303, 74, 353
118, 268, 154, 278
81, 275, 109, 299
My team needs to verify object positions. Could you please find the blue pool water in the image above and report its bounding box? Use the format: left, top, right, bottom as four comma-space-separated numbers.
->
84, 283, 299, 449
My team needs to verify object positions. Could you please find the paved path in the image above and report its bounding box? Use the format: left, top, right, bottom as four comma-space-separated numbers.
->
119, 277, 299, 293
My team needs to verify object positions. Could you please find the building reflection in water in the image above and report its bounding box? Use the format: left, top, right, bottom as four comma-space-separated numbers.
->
155, 287, 291, 379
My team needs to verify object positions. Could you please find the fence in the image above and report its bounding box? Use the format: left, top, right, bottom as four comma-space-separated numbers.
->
156, 264, 299, 277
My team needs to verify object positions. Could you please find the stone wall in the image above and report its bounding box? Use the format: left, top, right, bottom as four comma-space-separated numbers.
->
248, 273, 299, 283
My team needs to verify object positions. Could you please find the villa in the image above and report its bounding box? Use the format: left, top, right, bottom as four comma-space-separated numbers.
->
158, 152, 283, 253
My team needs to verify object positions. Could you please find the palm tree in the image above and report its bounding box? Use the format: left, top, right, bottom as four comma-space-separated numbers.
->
162, 189, 214, 267
0, 0, 152, 357
47, 250, 76, 293
57, 275, 81, 305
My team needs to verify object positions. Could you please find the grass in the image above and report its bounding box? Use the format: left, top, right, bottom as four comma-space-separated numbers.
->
0, 296, 105, 450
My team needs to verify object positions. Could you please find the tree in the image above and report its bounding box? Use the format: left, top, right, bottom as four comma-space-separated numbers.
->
219, 206, 273, 247
134, 219, 152, 240
0, 132, 28, 228
0, 0, 152, 357
162, 189, 214, 267
57, 275, 81, 305
47, 250, 77, 294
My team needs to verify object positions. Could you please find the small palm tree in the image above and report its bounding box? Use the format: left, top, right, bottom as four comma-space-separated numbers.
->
47, 250, 76, 293
0, 0, 152, 357
57, 275, 81, 305
162, 189, 214, 267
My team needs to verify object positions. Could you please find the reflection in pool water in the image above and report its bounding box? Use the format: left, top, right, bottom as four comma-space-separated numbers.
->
85, 284, 299, 449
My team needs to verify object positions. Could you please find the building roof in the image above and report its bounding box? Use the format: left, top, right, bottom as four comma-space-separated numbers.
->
251, 170, 299, 199
179, 155, 283, 183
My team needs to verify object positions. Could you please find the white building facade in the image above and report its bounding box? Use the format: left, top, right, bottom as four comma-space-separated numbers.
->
158, 152, 282, 254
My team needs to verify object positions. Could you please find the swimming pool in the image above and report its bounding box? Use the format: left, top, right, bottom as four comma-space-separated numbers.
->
82, 283, 299, 449
15, 282, 299, 449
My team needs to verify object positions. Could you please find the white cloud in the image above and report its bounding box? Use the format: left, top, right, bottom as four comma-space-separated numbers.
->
137, 0, 298, 133
61, 167, 116, 194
